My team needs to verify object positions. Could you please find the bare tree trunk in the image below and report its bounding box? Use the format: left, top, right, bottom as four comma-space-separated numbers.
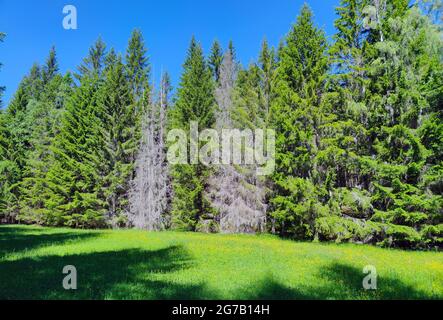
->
127, 74, 171, 230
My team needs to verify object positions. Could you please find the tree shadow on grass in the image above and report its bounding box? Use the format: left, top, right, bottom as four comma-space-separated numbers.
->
0, 225, 99, 259
0, 245, 217, 300
1, 226, 439, 300
242, 263, 440, 300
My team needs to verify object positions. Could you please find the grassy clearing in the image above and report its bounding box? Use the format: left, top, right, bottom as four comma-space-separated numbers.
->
0, 224, 441, 300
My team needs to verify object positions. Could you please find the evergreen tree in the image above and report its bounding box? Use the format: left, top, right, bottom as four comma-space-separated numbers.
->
232, 64, 263, 129
3, 48, 71, 224
44, 75, 105, 227
0, 64, 45, 220
209, 40, 223, 82
258, 39, 276, 119
124, 29, 151, 168
42, 46, 59, 86
23, 63, 44, 100
362, 6, 443, 248
97, 57, 138, 224
18, 73, 73, 223
315, 0, 443, 248
77, 37, 107, 79
170, 37, 216, 230
125, 29, 150, 101
269, 4, 329, 238
105, 48, 118, 72
331, 0, 369, 105
0, 110, 16, 221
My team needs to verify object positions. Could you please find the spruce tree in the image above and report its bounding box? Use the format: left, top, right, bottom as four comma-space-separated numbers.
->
269, 4, 329, 238
170, 37, 215, 230
44, 75, 105, 227
315, 0, 443, 247
4, 48, 72, 224
124, 29, 151, 168
0, 110, 15, 220
362, 6, 443, 248
77, 37, 107, 79
209, 40, 223, 82
96, 57, 138, 224
125, 29, 150, 101
18, 73, 73, 223
0, 64, 45, 220
258, 39, 276, 119
105, 48, 118, 72
42, 46, 59, 86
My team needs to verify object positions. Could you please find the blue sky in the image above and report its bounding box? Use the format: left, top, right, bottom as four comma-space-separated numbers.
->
0, 0, 341, 106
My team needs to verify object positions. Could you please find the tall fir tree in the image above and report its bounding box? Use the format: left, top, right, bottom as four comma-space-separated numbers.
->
269, 4, 329, 239
170, 37, 216, 230
42, 46, 59, 86
44, 75, 105, 227
124, 29, 151, 168
125, 29, 150, 101
0, 63, 45, 219
77, 37, 107, 79
209, 40, 223, 83
97, 57, 138, 224
362, 5, 443, 248
258, 39, 276, 119
105, 48, 118, 72
18, 72, 74, 223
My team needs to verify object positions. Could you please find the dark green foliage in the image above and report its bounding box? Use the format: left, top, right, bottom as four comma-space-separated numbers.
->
0, 7, 441, 250
267, 2, 442, 248
124, 29, 150, 164
270, 4, 329, 239
97, 58, 138, 224
170, 37, 216, 230
43, 75, 106, 227
18, 73, 74, 224
209, 40, 223, 82
0, 62, 46, 220
125, 29, 150, 100
77, 37, 107, 79
2, 32, 150, 228
42, 46, 59, 86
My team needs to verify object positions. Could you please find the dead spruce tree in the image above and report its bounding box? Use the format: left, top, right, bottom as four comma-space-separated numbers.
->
207, 50, 267, 234
128, 73, 171, 230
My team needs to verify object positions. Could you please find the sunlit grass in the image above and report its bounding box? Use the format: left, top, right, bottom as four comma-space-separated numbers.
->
0, 224, 441, 300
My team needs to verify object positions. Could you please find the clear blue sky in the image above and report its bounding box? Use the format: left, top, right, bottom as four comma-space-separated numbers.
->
0, 0, 340, 106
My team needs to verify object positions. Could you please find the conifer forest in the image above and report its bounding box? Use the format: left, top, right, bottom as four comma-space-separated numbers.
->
0, 0, 442, 252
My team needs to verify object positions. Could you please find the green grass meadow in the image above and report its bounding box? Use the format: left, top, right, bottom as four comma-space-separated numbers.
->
0, 225, 441, 300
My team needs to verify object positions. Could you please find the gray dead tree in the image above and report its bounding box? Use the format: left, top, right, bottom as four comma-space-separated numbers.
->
207, 51, 267, 234
128, 73, 171, 230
